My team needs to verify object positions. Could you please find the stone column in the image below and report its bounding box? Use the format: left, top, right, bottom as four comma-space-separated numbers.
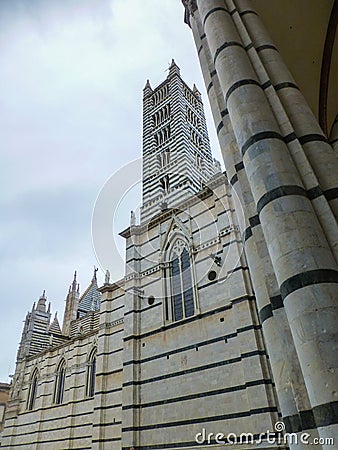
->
121, 230, 142, 449
329, 114, 338, 154
231, 0, 338, 257
194, 0, 338, 443
186, 5, 320, 445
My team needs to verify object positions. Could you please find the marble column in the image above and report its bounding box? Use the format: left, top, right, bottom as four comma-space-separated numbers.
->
186, 0, 338, 444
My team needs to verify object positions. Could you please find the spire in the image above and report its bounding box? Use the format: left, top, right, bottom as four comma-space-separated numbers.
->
143, 79, 153, 97
63, 271, 80, 336
144, 79, 152, 89
77, 271, 102, 318
193, 83, 201, 100
167, 59, 180, 78
36, 290, 47, 311
49, 312, 61, 335
71, 271, 77, 292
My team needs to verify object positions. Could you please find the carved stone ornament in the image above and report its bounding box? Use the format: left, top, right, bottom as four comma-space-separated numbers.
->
182, 0, 198, 27
182, 0, 197, 14
172, 239, 187, 256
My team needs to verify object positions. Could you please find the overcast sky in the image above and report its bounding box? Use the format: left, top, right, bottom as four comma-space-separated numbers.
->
0, 0, 222, 382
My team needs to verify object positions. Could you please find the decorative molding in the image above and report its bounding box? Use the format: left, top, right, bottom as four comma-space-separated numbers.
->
100, 318, 124, 329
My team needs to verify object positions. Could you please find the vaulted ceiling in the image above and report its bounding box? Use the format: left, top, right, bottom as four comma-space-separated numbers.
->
253, 0, 337, 136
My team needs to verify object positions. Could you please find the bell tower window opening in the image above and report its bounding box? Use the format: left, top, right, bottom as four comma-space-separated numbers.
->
153, 104, 171, 127
155, 125, 170, 147
153, 85, 169, 106
184, 87, 198, 108
190, 127, 203, 151
196, 153, 203, 168
159, 149, 170, 168
186, 106, 201, 130
160, 174, 170, 193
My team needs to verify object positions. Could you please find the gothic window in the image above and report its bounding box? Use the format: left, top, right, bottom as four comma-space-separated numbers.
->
159, 150, 170, 168
169, 240, 195, 321
53, 359, 66, 404
186, 106, 200, 129
86, 349, 96, 398
153, 86, 169, 106
196, 153, 203, 168
155, 125, 170, 147
184, 88, 198, 108
27, 369, 38, 410
164, 149, 170, 166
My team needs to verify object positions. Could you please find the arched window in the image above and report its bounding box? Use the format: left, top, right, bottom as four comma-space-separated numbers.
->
159, 150, 170, 168
160, 174, 170, 193
86, 349, 97, 398
169, 239, 195, 321
27, 369, 38, 410
53, 359, 66, 404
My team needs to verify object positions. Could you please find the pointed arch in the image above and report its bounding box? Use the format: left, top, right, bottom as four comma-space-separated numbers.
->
27, 367, 39, 411
167, 238, 195, 321
86, 347, 97, 398
53, 359, 66, 404
161, 226, 198, 322
160, 216, 191, 254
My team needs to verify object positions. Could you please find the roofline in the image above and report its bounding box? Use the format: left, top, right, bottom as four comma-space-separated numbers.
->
98, 279, 125, 294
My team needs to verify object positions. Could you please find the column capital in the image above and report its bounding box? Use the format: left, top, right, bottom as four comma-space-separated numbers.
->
181, 0, 197, 27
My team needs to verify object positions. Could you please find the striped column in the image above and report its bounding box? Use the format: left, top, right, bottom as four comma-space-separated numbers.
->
187, 6, 320, 443
121, 234, 141, 449
231, 0, 338, 256
195, 0, 338, 443
329, 114, 338, 154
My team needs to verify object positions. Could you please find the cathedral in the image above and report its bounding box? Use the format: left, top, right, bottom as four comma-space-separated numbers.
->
2, 1, 337, 449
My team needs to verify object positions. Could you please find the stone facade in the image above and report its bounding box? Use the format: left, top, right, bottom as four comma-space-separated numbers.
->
0, 383, 10, 441
141, 59, 220, 222
2, 2, 337, 448
2, 63, 281, 450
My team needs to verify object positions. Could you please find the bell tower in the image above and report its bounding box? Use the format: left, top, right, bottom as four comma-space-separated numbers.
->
140, 59, 220, 222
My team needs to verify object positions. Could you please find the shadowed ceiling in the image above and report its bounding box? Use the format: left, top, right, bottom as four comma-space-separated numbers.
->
253, 0, 337, 136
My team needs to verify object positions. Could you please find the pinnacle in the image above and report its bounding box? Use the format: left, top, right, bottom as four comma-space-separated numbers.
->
167, 58, 180, 78
144, 79, 152, 90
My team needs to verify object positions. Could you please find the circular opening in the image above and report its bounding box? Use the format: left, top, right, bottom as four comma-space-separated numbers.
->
208, 270, 217, 281
148, 295, 155, 305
